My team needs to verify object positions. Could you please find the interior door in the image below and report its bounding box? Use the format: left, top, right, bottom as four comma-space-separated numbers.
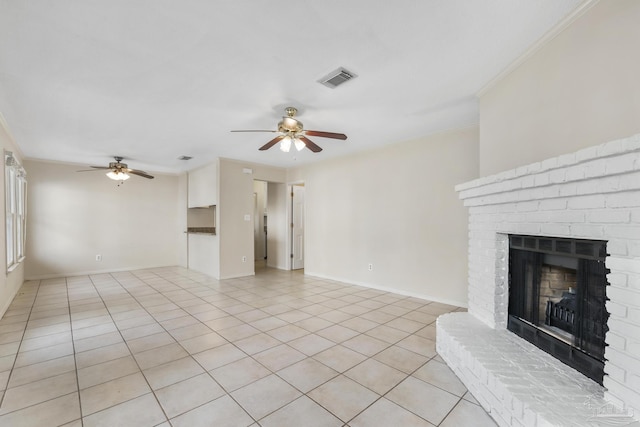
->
291, 185, 305, 270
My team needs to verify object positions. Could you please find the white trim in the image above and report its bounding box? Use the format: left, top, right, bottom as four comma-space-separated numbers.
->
304, 271, 468, 309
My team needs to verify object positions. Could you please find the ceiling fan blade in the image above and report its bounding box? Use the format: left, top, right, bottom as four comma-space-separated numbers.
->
259, 135, 284, 151
77, 169, 103, 172
89, 166, 111, 169
127, 169, 154, 179
299, 136, 323, 153
231, 130, 277, 133
304, 130, 347, 140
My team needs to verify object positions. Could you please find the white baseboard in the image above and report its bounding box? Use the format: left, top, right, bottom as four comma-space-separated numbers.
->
304, 271, 468, 309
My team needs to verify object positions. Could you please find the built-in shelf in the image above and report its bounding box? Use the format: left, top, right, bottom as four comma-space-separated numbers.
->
186, 227, 216, 235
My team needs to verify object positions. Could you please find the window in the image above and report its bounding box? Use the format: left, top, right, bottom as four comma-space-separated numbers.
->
5, 151, 26, 271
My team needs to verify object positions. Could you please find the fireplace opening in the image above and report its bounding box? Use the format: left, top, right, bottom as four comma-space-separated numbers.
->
508, 235, 609, 384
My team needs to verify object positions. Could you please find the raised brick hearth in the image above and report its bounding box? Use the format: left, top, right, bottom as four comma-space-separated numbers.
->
437, 135, 640, 426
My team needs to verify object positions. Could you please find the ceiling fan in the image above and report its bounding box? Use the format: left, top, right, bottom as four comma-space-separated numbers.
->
231, 107, 347, 153
78, 156, 154, 181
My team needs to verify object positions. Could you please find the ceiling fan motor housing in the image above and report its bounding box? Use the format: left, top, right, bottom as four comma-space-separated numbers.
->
278, 117, 303, 134
109, 161, 127, 170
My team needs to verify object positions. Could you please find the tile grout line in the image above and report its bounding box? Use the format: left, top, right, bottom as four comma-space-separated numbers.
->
0, 279, 42, 410
65, 276, 85, 427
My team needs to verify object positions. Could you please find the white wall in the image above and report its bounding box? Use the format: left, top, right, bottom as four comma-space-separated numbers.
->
178, 172, 188, 268
0, 117, 25, 318
24, 160, 182, 279
479, 0, 640, 176
288, 127, 479, 307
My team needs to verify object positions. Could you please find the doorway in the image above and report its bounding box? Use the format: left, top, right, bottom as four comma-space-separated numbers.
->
291, 184, 305, 270
253, 181, 268, 267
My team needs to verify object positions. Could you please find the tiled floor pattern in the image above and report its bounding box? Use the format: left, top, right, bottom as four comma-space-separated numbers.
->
0, 266, 496, 426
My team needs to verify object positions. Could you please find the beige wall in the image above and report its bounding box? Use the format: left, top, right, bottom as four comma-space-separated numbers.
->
218, 158, 286, 279
0, 118, 25, 317
24, 160, 182, 279
288, 127, 479, 307
479, 0, 640, 176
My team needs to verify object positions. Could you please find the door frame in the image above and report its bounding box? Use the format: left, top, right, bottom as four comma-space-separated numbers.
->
287, 181, 305, 270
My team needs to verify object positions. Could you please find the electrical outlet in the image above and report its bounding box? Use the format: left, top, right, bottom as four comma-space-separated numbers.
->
368, 263, 373, 271
242, 256, 247, 262
96, 254, 102, 262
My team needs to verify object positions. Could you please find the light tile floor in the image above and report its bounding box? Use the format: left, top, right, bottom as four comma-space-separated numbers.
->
0, 265, 497, 426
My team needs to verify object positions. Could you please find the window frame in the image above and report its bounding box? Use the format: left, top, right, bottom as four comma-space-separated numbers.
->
5, 151, 26, 272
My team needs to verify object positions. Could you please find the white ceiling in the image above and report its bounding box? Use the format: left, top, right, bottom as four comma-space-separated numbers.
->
0, 0, 584, 174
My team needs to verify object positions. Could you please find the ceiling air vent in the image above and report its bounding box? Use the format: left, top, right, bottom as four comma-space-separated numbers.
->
318, 67, 357, 89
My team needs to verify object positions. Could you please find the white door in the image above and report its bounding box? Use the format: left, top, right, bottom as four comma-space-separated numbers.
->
292, 185, 305, 270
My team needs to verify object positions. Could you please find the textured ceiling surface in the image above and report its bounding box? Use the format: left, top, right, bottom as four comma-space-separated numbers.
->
0, 0, 584, 173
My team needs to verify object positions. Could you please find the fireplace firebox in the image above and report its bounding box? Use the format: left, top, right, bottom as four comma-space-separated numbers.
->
508, 235, 609, 384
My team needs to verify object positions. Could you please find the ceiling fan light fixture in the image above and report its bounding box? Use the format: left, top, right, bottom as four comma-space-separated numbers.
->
294, 138, 305, 151
106, 171, 130, 181
280, 136, 292, 152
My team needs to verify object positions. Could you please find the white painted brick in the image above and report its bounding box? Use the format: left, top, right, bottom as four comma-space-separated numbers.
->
607, 193, 640, 208
533, 173, 550, 187
583, 158, 608, 178
538, 199, 567, 211
575, 145, 600, 162
621, 134, 640, 151
528, 162, 542, 173
601, 379, 640, 416
540, 157, 559, 171
557, 153, 576, 167
516, 201, 539, 212
548, 169, 566, 184
604, 362, 627, 382
553, 211, 586, 223
565, 165, 586, 181
569, 224, 605, 238
606, 240, 628, 256
607, 287, 640, 309
606, 225, 640, 240
598, 139, 627, 157
627, 274, 640, 291
540, 224, 570, 236
607, 257, 640, 275
607, 300, 629, 317
616, 172, 640, 191
606, 154, 638, 175
568, 195, 607, 209
558, 183, 577, 197
605, 332, 627, 350
539, 185, 560, 199
607, 272, 628, 287
627, 340, 640, 362
628, 308, 640, 324
588, 209, 631, 224
607, 320, 640, 346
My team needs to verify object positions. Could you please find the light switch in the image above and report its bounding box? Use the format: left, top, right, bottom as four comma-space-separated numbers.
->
244, 214, 251, 221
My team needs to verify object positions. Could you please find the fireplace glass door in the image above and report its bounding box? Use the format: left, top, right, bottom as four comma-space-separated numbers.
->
508, 235, 609, 384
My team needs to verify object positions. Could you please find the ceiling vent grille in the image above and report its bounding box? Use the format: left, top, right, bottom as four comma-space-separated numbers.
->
318, 68, 357, 89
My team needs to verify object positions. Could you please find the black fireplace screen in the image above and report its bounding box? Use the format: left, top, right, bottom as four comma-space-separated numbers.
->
508, 235, 609, 384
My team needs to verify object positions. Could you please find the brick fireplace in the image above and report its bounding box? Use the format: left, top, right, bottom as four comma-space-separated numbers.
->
437, 135, 640, 426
